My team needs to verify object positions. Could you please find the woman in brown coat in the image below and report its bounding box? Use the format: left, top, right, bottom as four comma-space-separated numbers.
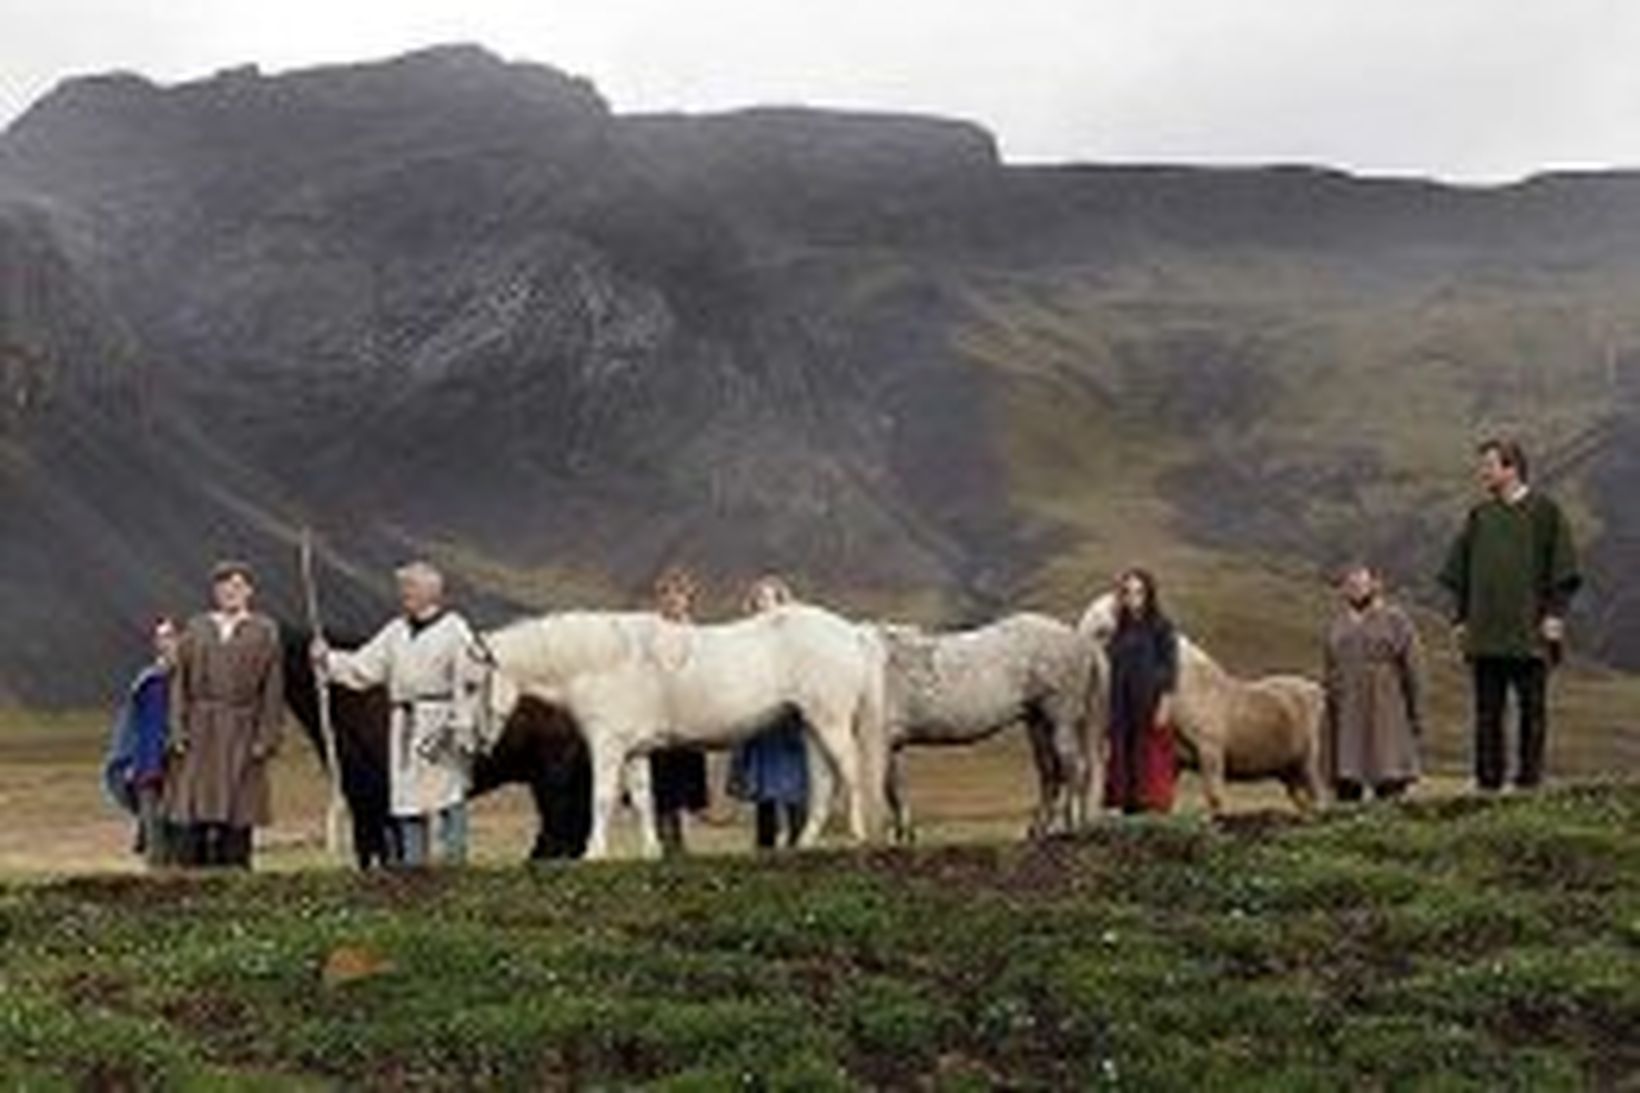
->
163, 560, 285, 867
1322, 563, 1423, 802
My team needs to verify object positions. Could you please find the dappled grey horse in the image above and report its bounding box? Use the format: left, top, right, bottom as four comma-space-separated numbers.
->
862, 613, 1104, 840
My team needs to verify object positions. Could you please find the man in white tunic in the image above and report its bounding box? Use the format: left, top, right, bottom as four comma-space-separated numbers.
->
313, 562, 480, 866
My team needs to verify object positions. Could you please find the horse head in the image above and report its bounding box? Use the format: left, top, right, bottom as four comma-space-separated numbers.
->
459, 612, 647, 744
457, 632, 521, 751
1076, 592, 1119, 644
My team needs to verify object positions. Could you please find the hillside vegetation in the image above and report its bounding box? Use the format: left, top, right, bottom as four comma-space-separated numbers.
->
1, 783, 1635, 1090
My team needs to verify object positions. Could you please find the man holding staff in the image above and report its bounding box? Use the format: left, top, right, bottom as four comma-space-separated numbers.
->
312, 561, 480, 866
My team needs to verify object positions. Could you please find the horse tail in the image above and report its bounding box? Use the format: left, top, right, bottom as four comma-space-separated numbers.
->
1295, 678, 1328, 800
852, 627, 891, 842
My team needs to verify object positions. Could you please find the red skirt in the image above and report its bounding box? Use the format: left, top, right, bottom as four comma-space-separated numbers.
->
1105, 719, 1177, 814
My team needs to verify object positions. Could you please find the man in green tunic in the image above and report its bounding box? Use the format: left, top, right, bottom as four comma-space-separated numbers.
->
1438, 439, 1581, 791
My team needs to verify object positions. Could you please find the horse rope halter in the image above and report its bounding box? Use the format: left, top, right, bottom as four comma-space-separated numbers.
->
467, 633, 501, 744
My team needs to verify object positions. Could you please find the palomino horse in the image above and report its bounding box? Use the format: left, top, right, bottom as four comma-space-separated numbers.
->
864, 613, 1103, 841
1077, 593, 1325, 815
462, 603, 889, 859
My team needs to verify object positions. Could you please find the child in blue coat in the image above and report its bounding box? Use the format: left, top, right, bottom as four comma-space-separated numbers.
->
103, 617, 180, 866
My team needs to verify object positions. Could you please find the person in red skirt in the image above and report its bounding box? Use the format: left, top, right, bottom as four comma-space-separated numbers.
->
1103, 568, 1180, 814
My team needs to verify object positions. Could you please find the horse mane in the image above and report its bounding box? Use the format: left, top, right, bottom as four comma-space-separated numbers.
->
874, 621, 928, 648
481, 616, 549, 660
878, 611, 1061, 647
1078, 592, 1230, 686
1177, 632, 1231, 685
483, 611, 644, 685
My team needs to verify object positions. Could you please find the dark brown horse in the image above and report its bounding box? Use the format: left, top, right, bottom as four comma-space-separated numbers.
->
280, 627, 591, 867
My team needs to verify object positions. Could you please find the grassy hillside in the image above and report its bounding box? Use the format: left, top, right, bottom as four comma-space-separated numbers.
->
958, 262, 1640, 776
0, 783, 1634, 1090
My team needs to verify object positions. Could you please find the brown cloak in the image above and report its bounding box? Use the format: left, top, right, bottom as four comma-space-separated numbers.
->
1322, 602, 1423, 786
163, 612, 285, 827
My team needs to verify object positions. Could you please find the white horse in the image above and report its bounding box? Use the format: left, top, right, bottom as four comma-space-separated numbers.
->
864, 612, 1103, 841
462, 603, 888, 859
1077, 593, 1325, 815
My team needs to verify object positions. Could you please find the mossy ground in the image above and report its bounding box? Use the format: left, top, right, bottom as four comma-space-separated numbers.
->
0, 783, 1634, 1091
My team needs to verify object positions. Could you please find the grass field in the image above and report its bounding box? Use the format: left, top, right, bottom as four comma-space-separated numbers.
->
1, 659, 1634, 1088
0, 780, 1634, 1090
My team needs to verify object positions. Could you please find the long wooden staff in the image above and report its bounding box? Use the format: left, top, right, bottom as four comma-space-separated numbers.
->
299, 528, 348, 859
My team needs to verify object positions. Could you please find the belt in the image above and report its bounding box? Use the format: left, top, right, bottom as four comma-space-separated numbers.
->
392, 693, 455, 709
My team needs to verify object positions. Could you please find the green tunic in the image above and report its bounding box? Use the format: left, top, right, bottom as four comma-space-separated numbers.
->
1438, 491, 1581, 660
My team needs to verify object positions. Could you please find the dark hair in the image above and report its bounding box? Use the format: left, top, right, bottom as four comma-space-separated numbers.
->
210, 559, 256, 585
652, 564, 699, 603
1478, 437, 1529, 482
1115, 568, 1167, 627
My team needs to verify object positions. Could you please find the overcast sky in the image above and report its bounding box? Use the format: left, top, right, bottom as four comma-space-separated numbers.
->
3, 0, 1637, 182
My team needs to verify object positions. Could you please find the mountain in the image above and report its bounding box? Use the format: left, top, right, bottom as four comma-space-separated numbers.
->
2, 45, 1639, 761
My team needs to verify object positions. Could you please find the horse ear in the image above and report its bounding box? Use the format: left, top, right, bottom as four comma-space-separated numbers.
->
468, 636, 498, 667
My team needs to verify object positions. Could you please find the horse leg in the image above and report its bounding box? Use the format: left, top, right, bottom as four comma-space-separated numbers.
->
1078, 648, 1108, 831
800, 734, 834, 848
1286, 742, 1325, 816
1198, 740, 1229, 817
1304, 753, 1327, 813
1077, 710, 1106, 832
585, 741, 622, 861
1286, 775, 1319, 815
350, 805, 386, 870
1023, 711, 1060, 839
1044, 693, 1093, 835
525, 777, 552, 861
336, 720, 389, 869
564, 743, 594, 858
1299, 700, 1327, 814
528, 774, 593, 862
338, 747, 386, 868
885, 745, 913, 845
624, 753, 662, 860
1057, 720, 1085, 834
810, 710, 867, 843
854, 658, 891, 844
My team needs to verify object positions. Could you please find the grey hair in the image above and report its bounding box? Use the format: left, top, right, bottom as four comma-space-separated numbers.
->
395, 560, 445, 596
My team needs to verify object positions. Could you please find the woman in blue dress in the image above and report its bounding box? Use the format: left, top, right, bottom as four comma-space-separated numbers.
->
728, 576, 810, 850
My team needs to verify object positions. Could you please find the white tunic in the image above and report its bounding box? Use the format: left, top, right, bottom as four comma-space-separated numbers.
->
324, 612, 478, 817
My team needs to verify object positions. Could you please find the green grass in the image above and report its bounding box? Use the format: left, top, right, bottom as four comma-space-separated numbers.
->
0, 784, 1634, 1090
